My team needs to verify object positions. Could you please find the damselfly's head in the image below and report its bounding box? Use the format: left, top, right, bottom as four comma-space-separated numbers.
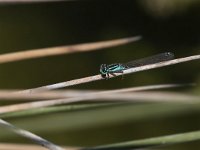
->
100, 64, 108, 77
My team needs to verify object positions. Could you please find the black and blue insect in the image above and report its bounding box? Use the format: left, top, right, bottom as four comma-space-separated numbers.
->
100, 52, 174, 79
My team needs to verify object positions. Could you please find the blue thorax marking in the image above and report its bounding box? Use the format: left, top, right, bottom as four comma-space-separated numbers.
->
99, 63, 126, 78
107, 64, 126, 73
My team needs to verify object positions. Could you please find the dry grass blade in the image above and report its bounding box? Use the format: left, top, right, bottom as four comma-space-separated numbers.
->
0, 103, 118, 119
0, 143, 47, 150
101, 83, 193, 93
23, 53, 200, 92
0, 84, 192, 100
0, 119, 64, 150
0, 91, 198, 114
0, 36, 141, 64
0, 143, 80, 150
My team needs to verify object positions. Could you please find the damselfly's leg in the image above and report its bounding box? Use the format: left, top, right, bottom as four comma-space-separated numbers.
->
116, 70, 124, 80
105, 73, 109, 80
121, 71, 125, 80
110, 70, 124, 79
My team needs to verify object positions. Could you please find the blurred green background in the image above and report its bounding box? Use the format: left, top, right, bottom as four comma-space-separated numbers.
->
0, 0, 200, 149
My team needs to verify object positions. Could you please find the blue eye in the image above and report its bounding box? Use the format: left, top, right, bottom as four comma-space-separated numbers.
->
100, 64, 107, 74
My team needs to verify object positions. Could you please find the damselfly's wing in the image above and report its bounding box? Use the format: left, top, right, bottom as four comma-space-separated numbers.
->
125, 52, 174, 68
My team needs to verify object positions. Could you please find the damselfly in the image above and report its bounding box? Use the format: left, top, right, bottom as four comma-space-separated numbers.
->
100, 52, 174, 79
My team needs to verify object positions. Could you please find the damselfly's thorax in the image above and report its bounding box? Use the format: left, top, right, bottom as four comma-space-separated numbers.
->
100, 63, 126, 78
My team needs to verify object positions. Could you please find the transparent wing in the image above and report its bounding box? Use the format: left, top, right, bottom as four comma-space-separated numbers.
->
124, 52, 174, 68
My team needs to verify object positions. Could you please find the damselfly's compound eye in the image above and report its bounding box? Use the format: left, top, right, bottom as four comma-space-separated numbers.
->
100, 64, 108, 75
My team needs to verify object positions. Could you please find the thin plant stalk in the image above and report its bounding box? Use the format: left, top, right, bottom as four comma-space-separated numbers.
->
0, 119, 64, 150
0, 36, 141, 64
